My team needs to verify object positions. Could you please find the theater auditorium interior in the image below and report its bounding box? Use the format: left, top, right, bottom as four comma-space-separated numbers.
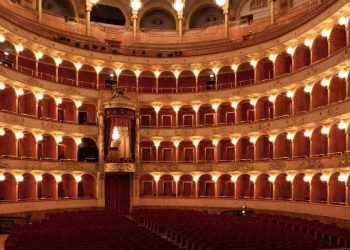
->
0, 0, 349, 249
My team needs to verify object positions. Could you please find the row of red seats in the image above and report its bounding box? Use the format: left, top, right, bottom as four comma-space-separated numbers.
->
131, 209, 341, 250
5, 210, 179, 250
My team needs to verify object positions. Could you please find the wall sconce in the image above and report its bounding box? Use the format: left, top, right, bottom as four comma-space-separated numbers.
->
153, 140, 161, 148
0, 82, 5, 90
173, 140, 180, 148
268, 54, 277, 62
286, 174, 295, 182
249, 136, 257, 144
15, 44, 24, 53
192, 69, 200, 78
268, 95, 276, 103
286, 132, 295, 141
231, 137, 239, 145
54, 57, 62, 66
304, 85, 313, 93
153, 175, 160, 182
250, 175, 257, 183
95, 65, 103, 74
15, 88, 24, 96
0, 34, 5, 43
338, 173, 349, 182
231, 64, 238, 72
74, 62, 82, 71
303, 174, 312, 183
231, 101, 239, 109
74, 138, 82, 145
304, 38, 313, 48
153, 105, 161, 113
212, 175, 219, 183
131, 0, 142, 11
0, 127, 5, 136
321, 78, 330, 87
173, 70, 180, 79
286, 90, 294, 98
74, 100, 83, 108
212, 67, 219, 75
338, 70, 349, 79
321, 126, 330, 135
303, 129, 313, 138
192, 139, 200, 147
54, 97, 63, 105
74, 175, 82, 183
268, 135, 277, 143
250, 60, 258, 68
173, 105, 180, 113
15, 175, 24, 183
320, 174, 330, 182
338, 121, 349, 130
173, 175, 180, 183
15, 131, 24, 140
112, 127, 120, 141
55, 136, 63, 144
211, 103, 219, 111
212, 139, 219, 146
286, 47, 296, 56
268, 175, 277, 183
192, 104, 200, 112
193, 175, 200, 182
34, 51, 43, 61
134, 69, 141, 78
35, 175, 43, 182
321, 29, 331, 39
0, 173, 5, 181
338, 17, 349, 26
114, 68, 122, 78
35, 92, 44, 101
231, 175, 238, 183
35, 134, 43, 142
249, 98, 257, 107
55, 175, 62, 183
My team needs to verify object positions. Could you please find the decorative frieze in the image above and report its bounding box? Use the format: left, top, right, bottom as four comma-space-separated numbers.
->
104, 163, 136, 173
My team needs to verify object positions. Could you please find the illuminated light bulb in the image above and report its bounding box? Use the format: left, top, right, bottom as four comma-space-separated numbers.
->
303, 129, 312, 138
338, 173, 349, 182
286, 47, 296, 55
15, 44, 24, 53
55, 136, 63, 144
231, 101, 239, 109
211, 103, 219, 111
131, 0, 142, 11
215, 0, 226, 7
192, 69, 200, 78
0, 82, 5, 90
212, 139, 219, 146
173, 105, 180, 113
173, 0, 184, 12
250, 60, 258, 68
268, 54, 277, 62
34, 51, 43, 60
321, 126, 330, 135
55, 175, 62, 182
304, 85, 313, 93
231, 64, 238, 72
193, 175, 200, 182
90, 0, 99, 4
249, 98, 257, 107
212, 67, 219, 75
304, 39, 313, 48
192, 104, 200, 112
74, 138, 82, 145
114, 68, 122, 77
95, 66, 103, 74
321, 29, 331, 38
112, 127, 120, 141
15, 175, 24, 183
74, 100, 83, 108
212, 175, 219, 183
338, 70, 349, 79
55, 97, 62, 105
0, 128, 5, 136
0, 173, 5, 181
286, 90, 294, 98
154, 70, 161, 79
35, 175, 43, 182
134, 69, 141, 78
35, 134, 43, 142
286, 175, 294, 182
54, 57, 62, 66
321, 78, 330, 87
268, 175, 276, 183
15, 88, 24, 96
173, 175, 180, 183
153, 140, 161, 148
320, 174, 330, 182
250, 175, 257, 183
268, 135, 277, 143
231, 175, 238, 183
74, 62, 82, 71
173, 70, 180, 79
338, 17, 349, 26
268, 95, 276, 103
192, 139, 200, 147
231, 137, 239, 145
153, 106, 161, 113
75, 175, 82, 182
338, 121, 349, 130
15, 131, 24, 139
286, 133, 295, 141
0, 34, 5, 43
173, 140, 180, 148
153, 175, 160, 182
35, 93, 44, 101
303, 175, 312, 183
249, 137, 257, 144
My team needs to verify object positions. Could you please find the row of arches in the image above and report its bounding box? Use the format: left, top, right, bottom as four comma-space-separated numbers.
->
139, 72, 349, 128
0, 19, 348, 91
140, 123, 349, 162
0, 172, 96, 202
0, 84, 97, 124
139, 171, 350, 205
0, 129, 98, 162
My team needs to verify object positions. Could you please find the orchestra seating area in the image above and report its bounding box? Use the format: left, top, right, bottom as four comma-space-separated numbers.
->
132, 209, 350, 250
4, 210, 177, 250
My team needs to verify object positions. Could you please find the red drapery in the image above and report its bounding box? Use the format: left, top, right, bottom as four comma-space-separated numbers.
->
105, 173, 131, 214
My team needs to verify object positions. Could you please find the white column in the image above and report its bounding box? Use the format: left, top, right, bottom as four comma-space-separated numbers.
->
37, 0, 42, 23
86, 3, 92, 36
270, 0, 275, 25
132, 11, 138, 43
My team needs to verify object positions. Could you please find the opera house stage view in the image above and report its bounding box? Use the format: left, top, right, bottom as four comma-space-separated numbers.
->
0, 0, 350, 249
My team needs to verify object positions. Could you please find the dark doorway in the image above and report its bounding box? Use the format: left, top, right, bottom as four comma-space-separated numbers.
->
105, 173, 131, 214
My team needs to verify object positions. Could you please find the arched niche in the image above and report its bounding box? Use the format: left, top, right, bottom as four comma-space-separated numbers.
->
42, 0, 76, 18
236, 174, 254, 199
91, 4, 126, 25
0, 85, 17, 112
178, 174, 194, 197
311, 173, 328, 203
329, 172, 346, 205
293, 173, 310, 202
78, 174, 96, 198
18, 89, 36, 116
158, 174, 175, 196
275, 173, 291, 200
58, 174, 76, 199
0, 129, 16, 158
255, 174, 272, 199
78, 138, 98, 162
18, 131, 36, 159
139, 174, 155, 196
38, 173, 56, 200
0, 172, 17, 201
18, 173, 36, 200
178, 70, 196, 93
218, 174, 234, 197
38, 94, 57, 120
189, 5, 224, 29
140, 8, 176, 30
198, 174, 214, 197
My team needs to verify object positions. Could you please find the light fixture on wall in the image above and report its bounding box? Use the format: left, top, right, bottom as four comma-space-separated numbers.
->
173, 0, 184, 12
338, 173, 349, 182
75, 175, 82, 183
338, 120, 349, 130
55, 175, 62, 183
231, 175, 238, 183
15, 88, 24, 96
130, 0, 142, 11
15, 175, 24, 183
35, 175, 43, 182
303, 174, 312, 183
15, 131, 24, 140
15, 44, 24, 53
0, 127, 5, 136
112, 127, 120, 141
0, 82, 5, 90
321, 126, 330, 135
268, 175, 277, 183
54, 57, 62, 66
74, 138, 83, 145
90, 0, 99, 4
0, 34, 5, 43
215, 0, 227, 7
286, 47, 296, 56
320, 174, 330, 182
